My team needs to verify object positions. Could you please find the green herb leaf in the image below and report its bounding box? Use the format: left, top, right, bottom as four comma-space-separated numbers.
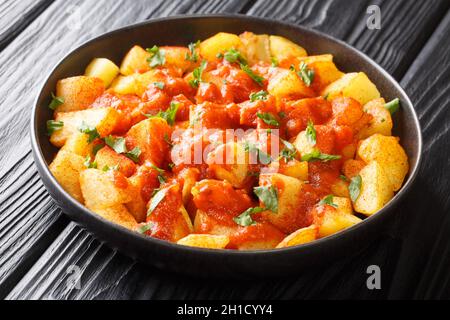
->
158, 175, 166, 184
244, 142, 272, 165
102, 164, 119, 172
48, 93, 64, 110
306, 120, 317, 145
149, 101, 180, 126
185, 40, 200, 62
153, 81, 165, 89
279, 139, 297, 162
105, 136, 127, 154
83, 155, 97, 169
147, 189, 167, 216
319, 194, 338, 208
92, 143, 104, 155
216, 53, 224, 59
249, 90, 268, 102
46, 120, 63, 135
301, 149, 341, 162
323, 93, 330, 101
125, 147, 141, 163
163, 133, 173, 148
339, 174, 349, 182
78, 121, 100, 143
233, 207, 264, 227
385, 98, 400, 115
189, 60, 207, 88
254, 185, 278, 213
278, 111, 286, 119
223, 48, 247, 65
146, 45, 165, 68
298, 62, 315, 87
256, 112, 279, 127
349, 175, 362, 202
271, 57, 279, 67
240, 64, 264, 86
138, 222, 154, 234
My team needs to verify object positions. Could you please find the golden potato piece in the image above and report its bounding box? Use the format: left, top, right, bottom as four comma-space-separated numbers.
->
331, 179, 350, 198
133, 70, 163, 96
298, 54, 333, 64
55, 76, 104, 113
177, 234, 229, 249
79, 169, 133, 209
120, 45, 151, 76
357, 134, 408, 191
61, 132, 92, 157
276, 225, 317, 248
321, 72, 380, 105
178, 168, 200, 205
293, 130, 315, 156
353, 161, 394, 215
199, 32, 245, 61
206, 142, 249, 188
358, 98, 393, 139
90, 204, 137, 230
49, 150, 85, 203
309, 60, 344, 92
239, 32, 271, 65
50, 107, 120, 147
109, 75, 137, 95
316, 197, 361, 237
85, 58, 119, 87
268, 160, 308, 181
269, 35, 307, 61
124, 175, 147, 223
268, 69, 315, 100
162, 46, 193, 72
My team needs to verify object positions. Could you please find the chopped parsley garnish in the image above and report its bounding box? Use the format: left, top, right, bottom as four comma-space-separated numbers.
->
148, 101, 179, 126
319, 195, 338, 208
349, 175, 362, 202
279, 139, 297, 162
271, 57, 279, 67
305, 120, 316, 145
240, 64, 264, 86
339, 174, 349, 182
125, 147, 141, 163
216, 53, 224, 59
146, 45, 165, 68
83, 155, 97, 169
48, 93, 64, 110
46, 120, 63, 135
149, 164, 166, 184
301, 149, 341, 162
278, 111, 286, 119
92, 143, 104, 155
105, 136, 127, 154
147, 189, 167, 216
297, 62, 315, 87
256, 112, 279, 127
244, 141, 272, 165
138, 222, 154, 234
323, 93, 330, 101
385, 98, 400, 115
185, 40, 200, 62
233, 207, 264, 227
254, 185, 278, 213
189, 60, 207, 88
153, 81, 165, 90
249, 90, 268, 102
102, 164, 119, 172
223, 48, 247, 65
78, 121, 100, 143
163, 133, 173, 148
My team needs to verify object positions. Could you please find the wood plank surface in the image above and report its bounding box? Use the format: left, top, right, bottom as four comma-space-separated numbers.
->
0, 0, 249, 298
2, 0, 450, 299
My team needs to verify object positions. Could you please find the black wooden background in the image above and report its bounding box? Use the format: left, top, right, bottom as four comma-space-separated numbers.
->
1, 0, 449, 300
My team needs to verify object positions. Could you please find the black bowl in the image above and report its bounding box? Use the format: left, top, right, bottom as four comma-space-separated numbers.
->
31, 14, 422, 278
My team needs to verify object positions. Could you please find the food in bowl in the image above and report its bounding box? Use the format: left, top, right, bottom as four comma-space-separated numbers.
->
46, 31, 408, 250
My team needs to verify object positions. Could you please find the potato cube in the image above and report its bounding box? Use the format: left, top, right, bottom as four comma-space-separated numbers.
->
268, 160, 308, 181
85, 58, 119, 87
276, 225, 317, 248
309, 60, 344, 92
90, 204, 137, 230
50, 107, 121, 147
95, 146, 136, 177
298, 54, 333, 64
61, 132, 92, 157
206, 142, 250, 188
199, 32, 245, 61
79, 169, 134, 209
268, 69, 315, 100
353, 161, 394, 215
178, 168, 200, 205
321, 72, 381, 105
316, 196, 361, 237
269, 35, 307, 61
239, 32, 271, 65
49, 150, 85, 202
177, 234, 229, 249
163, 46, 193, 72
120, 45, 151, 76
125, 117, 171, 167
109, 75, 137, 95
331, 179, 350, 198
55, 76, 105, 113
357, 134, 408, 191
357, 98, 393, 139
133, 70, 163, 96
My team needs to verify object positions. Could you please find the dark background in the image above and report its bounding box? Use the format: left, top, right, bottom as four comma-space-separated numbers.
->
1, 0, 449, 299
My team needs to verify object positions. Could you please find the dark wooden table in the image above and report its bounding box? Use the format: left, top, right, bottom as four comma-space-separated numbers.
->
1, 0, 449, 300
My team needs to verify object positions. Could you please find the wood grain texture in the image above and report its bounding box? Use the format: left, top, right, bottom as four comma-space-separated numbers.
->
3, 0, 450, 300
0, 0, 249, 299
0, 0, 54, 51
249, 0, 449, 79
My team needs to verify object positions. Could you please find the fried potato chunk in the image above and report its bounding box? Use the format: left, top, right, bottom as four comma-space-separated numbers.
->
55, 76, 104, 113
177, 234, 229, 249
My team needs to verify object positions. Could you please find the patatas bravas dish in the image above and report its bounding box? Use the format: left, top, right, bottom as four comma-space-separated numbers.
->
47, 32, 408, 250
